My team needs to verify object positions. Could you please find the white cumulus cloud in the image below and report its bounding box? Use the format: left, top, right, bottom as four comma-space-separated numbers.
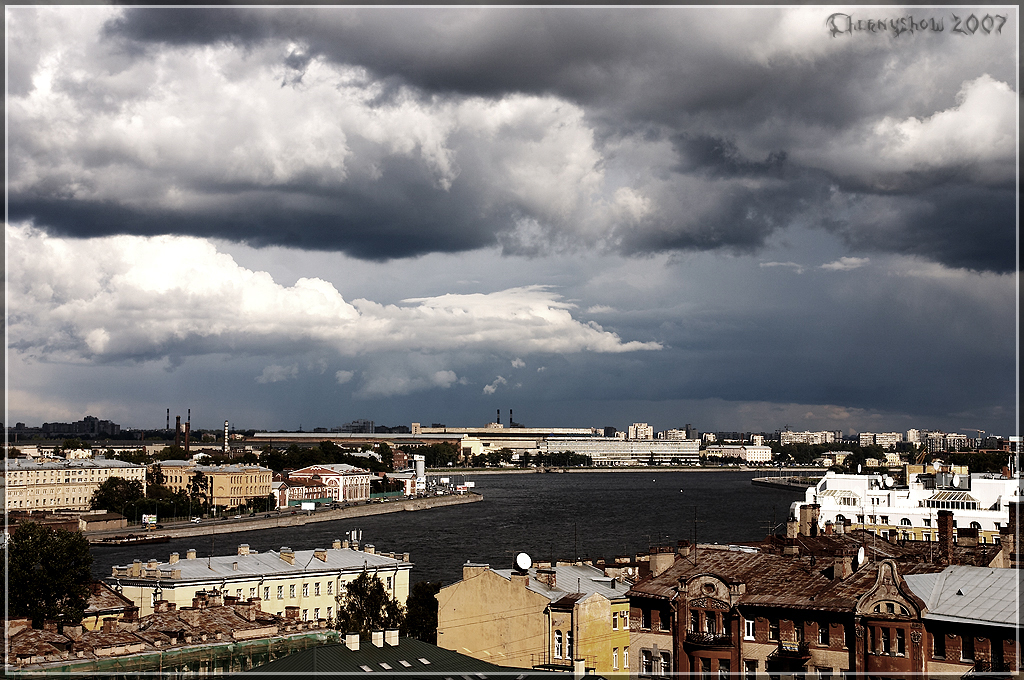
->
256, 364, 298, 384
483, 376, 508, 395
821, 257, 870, 271
335, 370, 355, 384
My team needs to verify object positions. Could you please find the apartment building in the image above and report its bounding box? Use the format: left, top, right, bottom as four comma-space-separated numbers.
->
108, 540, 412, 618
628, 424, 654, 441
157, 460, 272, 509
3, 457, 147, 511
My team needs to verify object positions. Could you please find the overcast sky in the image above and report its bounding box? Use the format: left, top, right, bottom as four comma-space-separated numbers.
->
5, 5, 1018, 437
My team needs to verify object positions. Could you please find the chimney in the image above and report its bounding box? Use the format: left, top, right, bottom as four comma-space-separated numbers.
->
154, 600, 175, 613
999, 501, 1018, 566
238, 544, 250, 556
786, 517, 800, 539
169, 552, 179, 565
184, 422, 191, 455
402, 552, 410, 563
365, 544, 375, 555
186, 549, 196, 560
285, 606, 300, 619
957, 526, 978, 548
332, 539, 342, 550
823, 521, 834, 535
147, 559, 158, 569
175, 416, 181, 449
314, 548, 328, 562
676, 540, 692, 557
782, 538, 800, 557
345, 632, 360, 651
372, 630, 385, 647
385, 629, 399, 646
832, 550, 854, 580
938, 510, 955, 563
535, 568, 557, 588
650, 549, 675, 577
224, 595, 239, 606
280, 548, 296, 565
102, 618, 117, 634
463, 563, 490, 581
43, 621, 58, 633
232, 562, 238, 571
511, 573, 530, 587
799, 504, 820, 537
574, 659, 586, 680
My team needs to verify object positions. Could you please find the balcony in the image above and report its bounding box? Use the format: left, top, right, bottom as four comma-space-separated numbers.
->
684, 631, 733, 649
961, 659, 1014, 679
771, 641, 811, 659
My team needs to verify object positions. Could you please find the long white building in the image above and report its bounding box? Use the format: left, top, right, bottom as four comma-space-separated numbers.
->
3, 457, 147, 511
539, 438, 699, 466
800, 467, 1019, 545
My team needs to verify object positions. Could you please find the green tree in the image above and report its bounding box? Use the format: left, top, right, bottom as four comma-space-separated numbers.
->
90, 476, 145, 512
7, 523, 93, 628
335, 571, 405, 638
401, 581, 440, 643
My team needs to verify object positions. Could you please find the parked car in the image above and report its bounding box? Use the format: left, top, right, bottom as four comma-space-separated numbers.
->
232, 515, 242, 519
190, 517, 202, 523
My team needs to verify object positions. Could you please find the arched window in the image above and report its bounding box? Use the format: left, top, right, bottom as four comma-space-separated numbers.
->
554, 630, 563, 658
970, 521, 982, 530
836, 514, 847, 524
566, 631, 573, 659
900, 518, 912, 526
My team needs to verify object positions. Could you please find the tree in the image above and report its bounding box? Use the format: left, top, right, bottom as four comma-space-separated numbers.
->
401, 581, 440, 643
7, 523, 93, 628
334, 571, 405, 638
90, 476, 145, 512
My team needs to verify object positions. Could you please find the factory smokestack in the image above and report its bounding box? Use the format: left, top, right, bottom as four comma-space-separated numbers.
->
497, 409, 501, 425
223, 420, 229, 454
510, 409, 513, 427
175, 416, 181, 449
166, 409, 170, 431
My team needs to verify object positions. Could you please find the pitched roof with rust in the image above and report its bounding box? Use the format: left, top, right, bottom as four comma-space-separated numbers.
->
627, 547, 946, 613
84, 581, 137, 617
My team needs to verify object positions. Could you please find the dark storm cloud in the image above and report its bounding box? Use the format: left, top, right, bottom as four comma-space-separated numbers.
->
9, 6, 1016, 273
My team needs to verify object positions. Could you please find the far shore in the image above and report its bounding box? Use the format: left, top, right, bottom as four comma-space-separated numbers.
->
433, 466, 824, 476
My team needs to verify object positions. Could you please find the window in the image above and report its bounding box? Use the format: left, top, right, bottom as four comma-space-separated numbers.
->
289, 584, 296, 598
744, 660, 757, 680
566, 631, 573, 659
621, 611, 629, 629
327, 606, 333, 619
624, 647, 628, 669
794, 622, 803, 643
705, 612, 717, 635
613, 613, 618, 630
641, 650, 653, 675
250, 588, 256, 598
314, 607, 320, 619
236, 588, 243, 597
613, 648, 619, 670
264, 587, 270, 600
886, 603, 895, 614
818, 624, 829, 646
932, 633, 945, 659
961, 635, 974, 661
386, 576, 393, 590
880, 516, 889, 525
690, 610, 700, 633
554, 630, 563, 659
896, 629, 905, 656
302, 608, 308, 621
744, 619, 755, 640
717, 659, 729, 679
327, 582, 333, 595
818, 668, 832, 679
642, 609, 651, 629
881, 628, 891, 655
315, 582, 321, 596
302, 583, 309, 597
660, 652, 671, 676
900, 518, 912, 526
277, 586, 284, 599
699, 657, 711, 680
769, 619, 779, 641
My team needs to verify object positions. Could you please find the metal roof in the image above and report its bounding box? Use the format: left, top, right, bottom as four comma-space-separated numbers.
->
110, 546, 410, 584
489, 564, 628, 602
904, 566, 1019, 628
6, 458, 145, 470
926, 491, 979, 503
248, 636, 559, 678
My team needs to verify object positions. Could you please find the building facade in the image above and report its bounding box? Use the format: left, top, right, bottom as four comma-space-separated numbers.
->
156, 460, 272, 509
3, 457, 147, 511
437, 562, 630, 677
108, 540, 412, 618
539, 439, 699, 466
286, 463, 371, 503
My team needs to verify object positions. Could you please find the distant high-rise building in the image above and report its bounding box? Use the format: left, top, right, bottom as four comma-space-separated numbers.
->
627, 423, 654, 440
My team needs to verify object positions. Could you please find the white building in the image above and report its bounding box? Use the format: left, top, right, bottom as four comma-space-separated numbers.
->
287, 464, 371, 503
627, 423, 654, 440
657, 429, 689, 440
859, 432, 902, 450
4, 457, 147, 511
741, 445, 773, 464
780, 430, 837, 446
539, 438, 699, 466
801, 467, 1020, 544
109, 540, 412, 618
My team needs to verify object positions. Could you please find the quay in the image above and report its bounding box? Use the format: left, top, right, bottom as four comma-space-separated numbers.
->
84, 492, 482, 541
750, 474, 821, 491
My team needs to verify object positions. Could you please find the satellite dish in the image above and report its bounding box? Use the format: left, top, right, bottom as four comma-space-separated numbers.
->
856, 546, 865, 566
857, 464, 862, 474
884, 476, 894, 488
932, 461, 941, 472
514, 552, 532, 572
952, 474, 961, 488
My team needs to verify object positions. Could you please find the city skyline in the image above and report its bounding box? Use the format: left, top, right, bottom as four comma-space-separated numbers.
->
5, 6, 1018, 436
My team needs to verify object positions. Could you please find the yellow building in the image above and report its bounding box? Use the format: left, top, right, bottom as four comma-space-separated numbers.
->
109, 540, 412, 619
437, 562, 630, 678
4, 457, 147, 511
156, 460, 272, 509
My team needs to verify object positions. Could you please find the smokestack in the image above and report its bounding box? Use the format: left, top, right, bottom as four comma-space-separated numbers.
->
167, 409, 170, 430
510, 409, 513, 426
185, 422, 191, 455
497, 409, 501, 425
175, 416, 181, 449
223, 421, 229, 453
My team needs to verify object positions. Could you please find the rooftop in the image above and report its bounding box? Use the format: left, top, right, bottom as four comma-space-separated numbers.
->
904, 565, 1020, 628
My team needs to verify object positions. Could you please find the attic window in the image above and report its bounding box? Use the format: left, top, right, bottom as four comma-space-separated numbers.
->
399, 660, 412, 667
379, 663, 392, 670
418, 658, 431, 665
359, 666, 373, 672
956, 589, 966, 596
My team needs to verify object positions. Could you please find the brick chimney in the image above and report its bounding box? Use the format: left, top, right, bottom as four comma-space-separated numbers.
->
650, 548, 676, 577
365, 544, 375, 555
782, 538, 800, 557
999, 500, 1018, 567
102, 618, 117, 633
238, 544, 250, 555
169, 552, 179, 565
957, 526, 978, 547
937, 510, 955, 564
280, 548, 295, 565
535, 568, 557, 588
332, 539, 342, 549
186, 549, 196, 560
462, 563, 490, 581
832, 550, 854, 580
314, 548, 328, 562
799, 504, 820, 537
677, 540, 692, 557
154, 600, 176, 613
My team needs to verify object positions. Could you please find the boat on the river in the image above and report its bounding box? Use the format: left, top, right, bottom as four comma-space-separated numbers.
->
90, 533, 171, 546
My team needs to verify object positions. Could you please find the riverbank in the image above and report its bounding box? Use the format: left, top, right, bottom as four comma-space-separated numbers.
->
443, 466, 823, 475
750, 475, 821, 491
85, 493, 482, 541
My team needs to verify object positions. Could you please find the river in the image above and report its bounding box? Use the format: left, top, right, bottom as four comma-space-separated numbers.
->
90, 470, 805, 586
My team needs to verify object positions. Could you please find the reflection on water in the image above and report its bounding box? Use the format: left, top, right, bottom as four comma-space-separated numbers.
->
92, 470, 804, 586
